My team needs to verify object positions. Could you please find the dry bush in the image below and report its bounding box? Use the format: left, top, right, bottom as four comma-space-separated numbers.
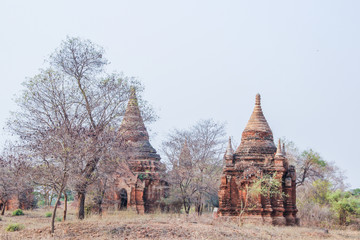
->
298, 201, 334, 228
5, 223, 24, 232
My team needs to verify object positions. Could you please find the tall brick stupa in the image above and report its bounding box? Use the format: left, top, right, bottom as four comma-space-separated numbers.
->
106, 88, 167, 213
218, 94, 299, 225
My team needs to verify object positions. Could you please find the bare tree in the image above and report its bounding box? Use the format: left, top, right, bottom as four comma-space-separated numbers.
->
32, 159, 68, 233
8, 37, 156, 221
26, 117, 76, 232
0, 159, 14, 215
162, 119, 226, 215
0, 145, 33, 215
85, 156, 121, 216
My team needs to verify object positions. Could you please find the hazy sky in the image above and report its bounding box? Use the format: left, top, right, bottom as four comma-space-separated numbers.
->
1, 1, 359, 188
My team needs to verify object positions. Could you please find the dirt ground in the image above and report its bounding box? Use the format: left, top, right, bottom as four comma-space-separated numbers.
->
0, 208, 359, 240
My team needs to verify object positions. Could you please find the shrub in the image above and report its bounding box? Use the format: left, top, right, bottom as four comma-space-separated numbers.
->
45, 212, 52, 217
56, 217, 62, 222
85, 205, 93, 216
6, 223, 24, 232
12, 209, 24, 216
328, 190, 360, 225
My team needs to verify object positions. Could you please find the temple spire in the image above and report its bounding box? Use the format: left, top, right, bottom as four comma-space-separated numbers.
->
225, 137, 234, 157
236, 94, 276, 155
119, 87, 150, 143
282, 143, 286, 156
243, 94, 272, 133
179, 140, 191, 167
255, 93, 261, 105
275, 139, 283, 157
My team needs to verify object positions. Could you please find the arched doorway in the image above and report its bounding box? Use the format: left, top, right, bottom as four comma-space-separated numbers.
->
119, 188, 127, 210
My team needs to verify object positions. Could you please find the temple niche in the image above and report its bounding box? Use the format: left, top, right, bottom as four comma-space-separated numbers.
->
218, 94, 299, 226
105, 88, 167, 214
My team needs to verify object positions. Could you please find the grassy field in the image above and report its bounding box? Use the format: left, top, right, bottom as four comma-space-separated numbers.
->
0, 207, 359, 240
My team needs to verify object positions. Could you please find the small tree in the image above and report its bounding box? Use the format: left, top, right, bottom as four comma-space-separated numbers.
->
86, 158, 119, 216
238, 184, 257, 225
283, 139, 350, 227
162, 119, 226, 215
237, 173, 283, 225
0, 146, 33, 215
311, 179, 332, 206
0, 160, 14, 215
328, 190, 360, 225
283, 140, 347, 189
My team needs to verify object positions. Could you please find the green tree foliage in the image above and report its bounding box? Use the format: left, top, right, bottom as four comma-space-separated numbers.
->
282, 139, 357, 227
311, 180, 332, 206
299, 179, 360, 226
351, 188, 360, 196
237, 173, 283, 225
283, 139, 346, 190
302, 150, 326, 167
327, 190, 360, 225
255, 173, 283, 199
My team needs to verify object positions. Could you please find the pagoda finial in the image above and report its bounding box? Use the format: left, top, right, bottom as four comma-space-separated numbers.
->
282, 142, 286, 156
179, 139, 191, 167
225, 137, 234, 157
255, 93, 261, 106
130, 86, 136, 98
275, 139, 283, 156
183, 139, 188, 148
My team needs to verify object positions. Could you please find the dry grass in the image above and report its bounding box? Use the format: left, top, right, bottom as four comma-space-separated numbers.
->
0, 207, 359, 240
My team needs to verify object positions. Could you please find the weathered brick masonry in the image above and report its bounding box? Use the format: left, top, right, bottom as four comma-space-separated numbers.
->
105, 88, 167, 214
218, 94, 299, 225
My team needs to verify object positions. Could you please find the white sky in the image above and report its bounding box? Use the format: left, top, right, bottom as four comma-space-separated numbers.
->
1, 1, 359, 188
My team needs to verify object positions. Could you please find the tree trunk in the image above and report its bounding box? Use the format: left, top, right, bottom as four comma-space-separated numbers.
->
1, 202, 6, 215
198, 203, 203, 216
50, 194, 54, 206
63, 192, 67, 221
51, 190, 63, 233
183, 200, 188, 214
195, 203, 202, 216
77, 191, 86, 220
76, 156, 100, 219
44, 192, 49, 206
183, 199, 190, 214
98, 179, 106, 217
98, 203, 102, 216
339, 209, 347, 225
195, 195, 203, 216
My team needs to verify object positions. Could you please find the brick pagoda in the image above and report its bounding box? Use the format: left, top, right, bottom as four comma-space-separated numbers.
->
106, 88, 167, 214
218, 94, 299, 225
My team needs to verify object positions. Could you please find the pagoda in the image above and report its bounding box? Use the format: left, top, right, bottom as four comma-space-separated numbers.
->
107, 88, 167, 213
218, 94, 299, 225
